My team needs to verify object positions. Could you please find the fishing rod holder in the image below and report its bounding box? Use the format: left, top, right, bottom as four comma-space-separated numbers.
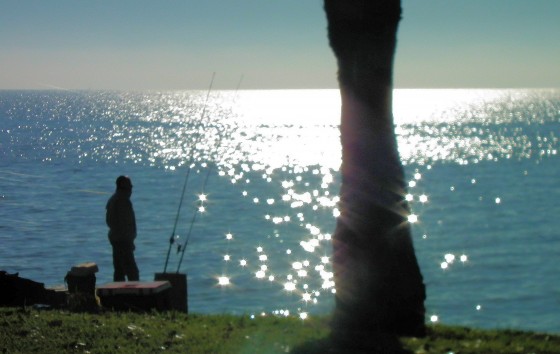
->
154, 272, 188, 313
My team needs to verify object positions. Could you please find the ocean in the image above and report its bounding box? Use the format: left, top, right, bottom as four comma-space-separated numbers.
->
0, 88, 559, 333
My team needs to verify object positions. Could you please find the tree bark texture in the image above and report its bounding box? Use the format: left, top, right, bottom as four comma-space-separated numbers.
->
324, 0, 426, 339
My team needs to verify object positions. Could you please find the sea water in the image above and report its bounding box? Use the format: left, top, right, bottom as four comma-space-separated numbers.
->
0, 89, 558, 333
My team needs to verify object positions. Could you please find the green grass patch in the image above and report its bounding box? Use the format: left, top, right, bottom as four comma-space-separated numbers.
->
0, 307, 558, 353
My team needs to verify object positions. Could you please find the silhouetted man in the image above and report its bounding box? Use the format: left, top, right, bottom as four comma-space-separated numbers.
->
106, 175, 139, 281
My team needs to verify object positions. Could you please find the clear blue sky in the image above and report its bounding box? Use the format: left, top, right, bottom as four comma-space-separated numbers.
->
1, 0, 558, 90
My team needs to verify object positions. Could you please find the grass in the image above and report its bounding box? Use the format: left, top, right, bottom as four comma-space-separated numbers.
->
1, 307, 559, 353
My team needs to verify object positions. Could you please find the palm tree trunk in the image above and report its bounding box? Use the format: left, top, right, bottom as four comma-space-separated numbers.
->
324, 0, 426, 340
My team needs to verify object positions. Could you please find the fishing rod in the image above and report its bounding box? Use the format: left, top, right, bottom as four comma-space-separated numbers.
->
163, 72, 216, 273
175, 74, 244, 273
175, 124, 231, 273
175, 160, 212, 273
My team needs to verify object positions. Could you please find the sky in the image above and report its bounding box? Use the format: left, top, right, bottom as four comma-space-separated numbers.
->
0, 0, 558, 90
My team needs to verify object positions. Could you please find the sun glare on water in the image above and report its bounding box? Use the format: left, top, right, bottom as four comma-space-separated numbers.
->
4, 88, 558, 329
141, 88, 543, 319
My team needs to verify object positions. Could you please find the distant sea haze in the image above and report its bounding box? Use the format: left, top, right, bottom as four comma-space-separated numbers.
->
0, 89, 558, 333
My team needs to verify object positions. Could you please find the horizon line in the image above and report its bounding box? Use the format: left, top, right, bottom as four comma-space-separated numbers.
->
1, 86, 559, 92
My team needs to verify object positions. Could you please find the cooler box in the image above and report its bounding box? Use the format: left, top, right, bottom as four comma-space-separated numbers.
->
97, 281, 171, 311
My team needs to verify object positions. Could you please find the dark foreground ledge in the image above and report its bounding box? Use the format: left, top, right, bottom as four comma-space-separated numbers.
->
0, 308, 558, 353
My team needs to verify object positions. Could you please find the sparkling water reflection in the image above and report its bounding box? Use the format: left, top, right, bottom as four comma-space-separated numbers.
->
0, 89, 559, 332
